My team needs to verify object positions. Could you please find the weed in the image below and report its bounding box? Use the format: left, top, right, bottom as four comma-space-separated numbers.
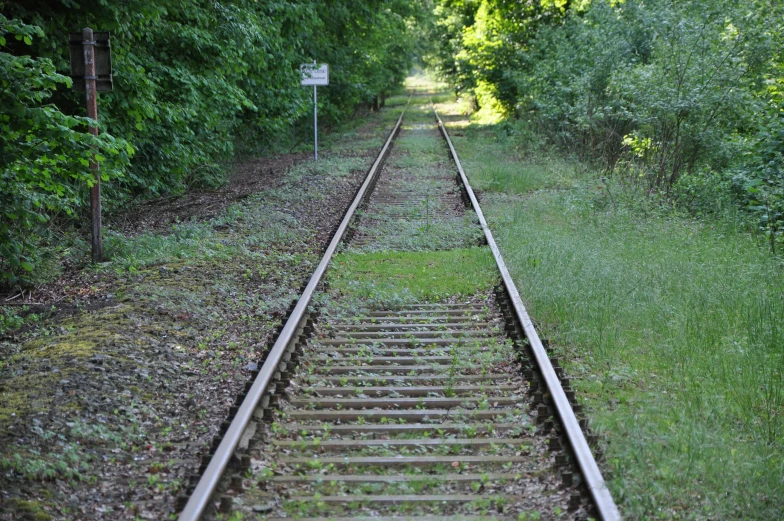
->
0, 307, 23, 334
330, 248, 497, 303
0, 443, 87, 482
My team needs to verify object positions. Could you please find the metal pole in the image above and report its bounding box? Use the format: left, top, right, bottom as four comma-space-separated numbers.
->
313, 84, 318, 161
83, 27, 102, 262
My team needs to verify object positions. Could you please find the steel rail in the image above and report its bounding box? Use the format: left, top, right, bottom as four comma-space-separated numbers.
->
178, 98, 410, 521
433, 106, 622, 521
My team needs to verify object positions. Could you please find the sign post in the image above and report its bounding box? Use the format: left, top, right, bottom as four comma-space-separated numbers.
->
300, 62, 329, 160
69, 28, 112, 262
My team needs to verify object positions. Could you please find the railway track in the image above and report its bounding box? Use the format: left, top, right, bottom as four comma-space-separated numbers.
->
177, 92, 620, 521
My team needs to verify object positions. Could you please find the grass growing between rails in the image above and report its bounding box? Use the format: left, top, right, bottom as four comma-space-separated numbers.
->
442, 103, 784, 519
345, 90, 484, 254
330, 248, 497, 304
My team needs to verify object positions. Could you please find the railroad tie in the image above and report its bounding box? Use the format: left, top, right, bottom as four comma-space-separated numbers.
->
252, 303, 576, 519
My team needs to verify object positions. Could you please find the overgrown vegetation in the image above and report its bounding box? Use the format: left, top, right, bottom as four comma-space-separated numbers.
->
7, 0, 784, 515
1, 0, 426, 285
426, 0, 784, 252
0, 15, 131, 284
331, 248, 497, 303
442, 93, 784, 520
347, 96, 485, 252
0, 102, 396, 519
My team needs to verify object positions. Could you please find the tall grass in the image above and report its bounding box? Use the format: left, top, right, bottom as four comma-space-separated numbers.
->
448, 113, 784, 519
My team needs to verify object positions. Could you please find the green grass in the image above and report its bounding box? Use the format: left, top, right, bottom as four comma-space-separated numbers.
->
330, 248, 498, 303
448, 122, 574, 195
464, 159, 570, 194
98, 112, 402, 275
317, 102, 406, 153
445, 105, 784, 519
351, 218, 484, 253
101, 197, 309, 274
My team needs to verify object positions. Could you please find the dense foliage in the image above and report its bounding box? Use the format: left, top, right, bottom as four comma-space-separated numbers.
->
0, 14, 131, 283
1, 0, 424, 285
426, 0, 784, 250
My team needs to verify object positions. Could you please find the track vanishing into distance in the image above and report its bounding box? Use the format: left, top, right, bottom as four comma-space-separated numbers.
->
177, 93, 621, 521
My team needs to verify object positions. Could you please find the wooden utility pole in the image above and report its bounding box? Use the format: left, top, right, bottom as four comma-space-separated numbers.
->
69, 28, 112, 263
83, 28, 102, 262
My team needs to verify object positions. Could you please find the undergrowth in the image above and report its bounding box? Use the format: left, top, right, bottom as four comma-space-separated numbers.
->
445, 97, 784, 520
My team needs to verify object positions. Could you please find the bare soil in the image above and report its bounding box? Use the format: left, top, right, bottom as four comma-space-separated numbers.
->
109, 153, 313, 235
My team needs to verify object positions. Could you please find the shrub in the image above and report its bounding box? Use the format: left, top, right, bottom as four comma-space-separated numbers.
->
0, 15, 130, 285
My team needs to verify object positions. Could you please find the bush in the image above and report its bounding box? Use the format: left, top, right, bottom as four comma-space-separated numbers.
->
0, 15, 131, 285
428, 0, 784, 248
733, 104, 784, 253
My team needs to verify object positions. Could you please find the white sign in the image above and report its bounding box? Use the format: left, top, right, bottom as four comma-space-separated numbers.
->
301, 63, 329, 86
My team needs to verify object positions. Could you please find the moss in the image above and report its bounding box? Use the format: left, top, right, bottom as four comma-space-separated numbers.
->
0, 304, 144, 427
0, 390, 29, 422
3, 498, 52, 520
25, 339, 98, 359
20, 305, 133, 360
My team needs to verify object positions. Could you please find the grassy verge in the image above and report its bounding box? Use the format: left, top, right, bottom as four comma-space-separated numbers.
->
440, 98, 784, 519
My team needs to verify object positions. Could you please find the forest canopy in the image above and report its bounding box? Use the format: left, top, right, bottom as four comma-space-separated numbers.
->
0, 0, 425, 284
4, 0, 784, 285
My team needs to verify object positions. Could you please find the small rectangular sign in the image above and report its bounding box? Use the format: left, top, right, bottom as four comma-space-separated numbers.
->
301, 63, 329, 86
69, 32, 113, 91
